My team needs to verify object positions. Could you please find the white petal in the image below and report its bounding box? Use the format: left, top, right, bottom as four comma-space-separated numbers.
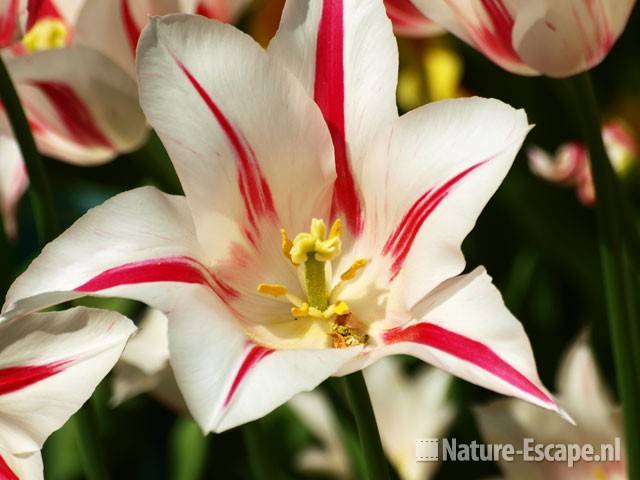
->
2, 46, 147, 165
0, 307, 135, 454
111, 309, 186, 412
361, 97, 529, 308
367, 268, 561, 415
168, 288, 362, 433
0, 449, 43, 480
0, 134, 28, 240
365, 358, 454, 480
555, 333, 619, 442
269, 0, 399, 235
288, 391, 351, 479
2, 187, 207, 318
137, 14, 335, 252
511, 0, 635, 77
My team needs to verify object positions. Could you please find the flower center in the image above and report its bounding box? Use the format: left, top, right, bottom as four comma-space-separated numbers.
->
257, 218, 369, 348
22, 18, 68, 53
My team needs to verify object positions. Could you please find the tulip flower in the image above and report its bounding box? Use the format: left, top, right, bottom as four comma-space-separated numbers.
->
3, 1, 565, 433
475, 334, 625, 479
0, 307, 136, 479
408, 0, 636, 77
291, 359, 454, 480
0, 134, 27, 239
111, 309, 186, 413
528, 120, 638, 206
384, 0, 443, 37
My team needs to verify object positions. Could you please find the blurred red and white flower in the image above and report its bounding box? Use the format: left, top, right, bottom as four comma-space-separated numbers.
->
408, 0, 636, 77
74, 0, 251, 78
384, 0, 443, 37
0, 0, 250, 238
0, 307, 136, 480
0, 134, 27, 239
0, 0, 148, 165
475, 333, 625, 479
528, 120, 638, 206
3, 1, 566, 433
290, 359, 454, 480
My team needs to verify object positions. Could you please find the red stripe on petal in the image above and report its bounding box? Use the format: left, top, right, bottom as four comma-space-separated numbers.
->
383, 160, 487, 279
0, 0, 19, 46
74, 256, 239, 302
0, 360, 71, 396
315, 0, 363, 236
121, 0, 141, 58
384, 323, 554, 405
223, 344, 273, 407
26, 0, 62, 28
173, 58, 277, 230
27, 81, 113, 149
476, 0, 520, 64
0, 454, 18, 480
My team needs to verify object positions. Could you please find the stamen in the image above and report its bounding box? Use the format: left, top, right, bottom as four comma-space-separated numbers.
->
340, 258, 367, 281
280, 228, 293, 259
257, 283, 288, 298
291, 303, 309, 318
22, 19, 68, 53
329, 218, 342, 239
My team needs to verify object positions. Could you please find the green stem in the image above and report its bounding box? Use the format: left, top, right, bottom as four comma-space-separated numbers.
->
341, 371, 390, 480
72, 400, 109, 480
242, 420, 277, 480
565, 72, 640, 479
0, 55, 58, 243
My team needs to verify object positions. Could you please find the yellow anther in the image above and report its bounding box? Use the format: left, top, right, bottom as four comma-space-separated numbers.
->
334, 301, 350, 315
290, 218, 342, 265
340, 258, 367, 281
280, 228, 293, 258
22, 19, 68, 53
257, 283, 288, 298
329, 218, 342, 239
291, 303, 309, 318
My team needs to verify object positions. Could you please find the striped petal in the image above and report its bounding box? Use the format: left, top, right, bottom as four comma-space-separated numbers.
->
510, 0, 635, 77
137, 14, 335, 252
384, 0, 444, 38
74, 0, 183, 78
269, 0, 399, 236
0, 134, 28, 240
2, 187, 208, 317
24, 0, 84, 28
168, 288, 362, 433
0, 0, 24, 47
408, 0, 536, 75
361, 97, 529, 308
0, 307, 135, 454
179, 0, 251, 22
3, 46, 147, 165
369, 267, 563, 415
0, 450, 42, 480
411, 0, 635, 77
